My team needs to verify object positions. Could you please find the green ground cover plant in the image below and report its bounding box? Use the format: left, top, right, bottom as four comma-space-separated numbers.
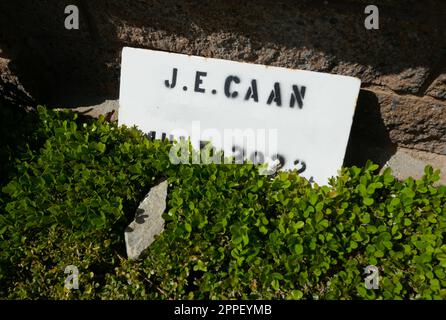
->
0, 106, 445, 299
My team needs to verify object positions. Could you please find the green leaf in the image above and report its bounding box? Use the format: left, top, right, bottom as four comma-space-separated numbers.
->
294, 244, 304, 255
96, 142, 106, 153
296, 221, 305, 229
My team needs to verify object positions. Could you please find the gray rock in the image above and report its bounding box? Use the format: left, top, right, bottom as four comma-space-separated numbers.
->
382, 147, 446, 186
69, 100, 119, 122
125, 180, 168, 260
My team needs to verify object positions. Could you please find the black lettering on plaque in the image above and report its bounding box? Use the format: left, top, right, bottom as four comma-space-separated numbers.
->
266, 82, 282, 106
289, 85, 306, 109
232, 145, 245, 164
294, 159, 307, 173
161, 132, 167, 141
244, 79, 259, 102
164, 68, 178, 88
250, 151, 265, 165
224, 76, 240, 98
148, 131, 156, 140
271, 154, 285, 169
194, 71, 207, 93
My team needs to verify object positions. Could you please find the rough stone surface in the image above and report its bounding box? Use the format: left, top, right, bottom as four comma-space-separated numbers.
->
124, 180, 168, 260
427, 73, 446, 101
382, 147, 446, 186
0, 57, 34, 107
86, 0, 445, 94
351, 89, 446, 155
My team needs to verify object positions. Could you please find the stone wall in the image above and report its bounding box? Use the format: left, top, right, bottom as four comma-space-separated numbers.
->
1, 0, 445, 165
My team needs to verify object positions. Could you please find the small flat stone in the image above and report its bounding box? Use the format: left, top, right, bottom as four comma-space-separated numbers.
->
124, 180, 168, 260
381, 147, 446, 186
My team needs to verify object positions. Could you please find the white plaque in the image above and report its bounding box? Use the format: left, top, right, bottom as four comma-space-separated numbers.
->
119, 47, 361, 184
